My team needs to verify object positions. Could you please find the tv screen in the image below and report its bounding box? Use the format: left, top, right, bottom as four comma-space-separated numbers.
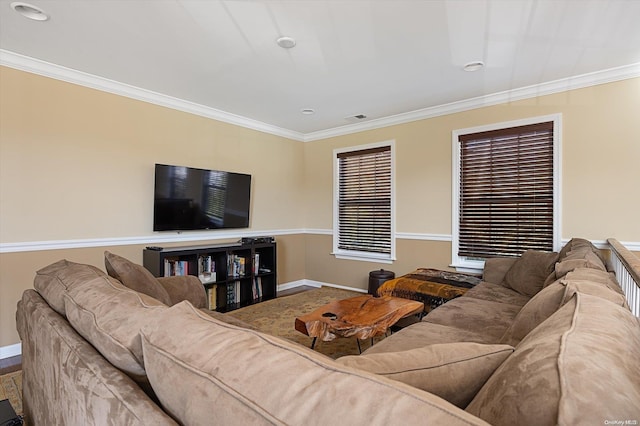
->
153, 164, 251, 231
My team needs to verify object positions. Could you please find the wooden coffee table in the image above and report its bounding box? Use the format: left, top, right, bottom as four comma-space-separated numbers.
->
294, 294, 424, 352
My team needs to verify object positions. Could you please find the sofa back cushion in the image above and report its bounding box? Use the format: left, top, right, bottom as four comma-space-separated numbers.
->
140, 301, 489, 426
502, 250, 558, 297
104, 251, 172, 306
34, 259, 106, 316
500, 278, 629, 346
64, 274, 167, 381
336, 343, 513, 408
467, 292, 640, 425
564, 267, 624, 294
545, 240, 608, 286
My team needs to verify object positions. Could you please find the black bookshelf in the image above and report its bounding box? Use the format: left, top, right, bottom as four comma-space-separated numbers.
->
143, 241, 277, 312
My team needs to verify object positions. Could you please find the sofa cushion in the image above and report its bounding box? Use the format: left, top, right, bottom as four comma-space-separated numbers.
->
557, 237, 604, 263
63, 274, 167, 381
502, 250, 558, 297
564, 268, 623, 294
500, 278, 628, 346
462, 281, 530, 307
34, 259, 106, 316
363, 321, 495, 356
555, 249, 607, 278
336, 343, 513, 408
423, 297, 522, 343
466, 293, 640, 425
482, 257, 518, 286
156, 275, 207, 308
104, 251, 172, 306
140, 301, 489, 425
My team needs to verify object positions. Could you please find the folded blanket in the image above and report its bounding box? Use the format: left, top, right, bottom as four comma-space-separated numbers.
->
378, 268, 481, 312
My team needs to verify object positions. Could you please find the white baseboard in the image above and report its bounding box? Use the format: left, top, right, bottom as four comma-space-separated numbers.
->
0, 343, 21, 360
278, 279, 367, 294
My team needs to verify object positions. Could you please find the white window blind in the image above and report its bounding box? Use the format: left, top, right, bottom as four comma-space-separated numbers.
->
458, 121, 554, 258
337, 146, 392, 255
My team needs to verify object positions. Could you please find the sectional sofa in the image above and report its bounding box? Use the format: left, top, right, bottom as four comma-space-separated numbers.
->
16, 239, 640, 425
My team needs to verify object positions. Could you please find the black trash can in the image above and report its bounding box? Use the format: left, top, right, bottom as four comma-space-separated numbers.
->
368, 269, 395, 296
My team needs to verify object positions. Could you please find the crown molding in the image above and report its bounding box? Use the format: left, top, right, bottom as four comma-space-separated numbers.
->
0, 49, 306, 142
303, 62, 640, 142
2, 49, 638, 143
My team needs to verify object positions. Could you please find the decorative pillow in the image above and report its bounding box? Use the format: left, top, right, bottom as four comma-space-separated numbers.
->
554, 251, 606, 278
557, 237, 600, 262
104, 251, 172, 306
565, 268, 623, 294
502, 250, 559, 297
140, 301, 487, 425
34, 259, 106, 316
501, 278, 628, 346
336, 343, 514, 408
63, 273, 167, 381
468, 293, 640, 426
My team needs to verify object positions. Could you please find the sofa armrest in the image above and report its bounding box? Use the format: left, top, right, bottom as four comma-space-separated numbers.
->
483, 258, 518, 285
157, 276, 207, 308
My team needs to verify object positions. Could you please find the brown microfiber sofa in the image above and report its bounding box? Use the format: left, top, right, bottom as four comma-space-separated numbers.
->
15, 240, 640, 425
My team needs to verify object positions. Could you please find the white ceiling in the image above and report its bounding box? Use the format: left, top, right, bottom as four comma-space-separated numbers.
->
1, 0, 640, 140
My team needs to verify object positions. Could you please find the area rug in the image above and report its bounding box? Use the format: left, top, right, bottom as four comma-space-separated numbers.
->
226, 286, 386, 358
0, 370, 22, 418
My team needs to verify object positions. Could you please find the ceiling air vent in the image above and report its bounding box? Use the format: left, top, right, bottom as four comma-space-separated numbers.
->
344, 114, 368, 123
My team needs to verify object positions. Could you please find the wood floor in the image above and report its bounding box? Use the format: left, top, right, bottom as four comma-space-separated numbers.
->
278, 285, 316, 297
0, 285, 315, 375
0, 355, 21, 375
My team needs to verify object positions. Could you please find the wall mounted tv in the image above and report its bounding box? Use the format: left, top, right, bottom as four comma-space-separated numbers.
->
153, 164, 251, 231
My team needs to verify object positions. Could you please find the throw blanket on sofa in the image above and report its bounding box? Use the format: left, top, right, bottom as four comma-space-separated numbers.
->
377, 268, 481, 312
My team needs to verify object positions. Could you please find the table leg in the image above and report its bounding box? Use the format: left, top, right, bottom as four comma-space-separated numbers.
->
357, 339, 362, 354
311, 337, 317, 349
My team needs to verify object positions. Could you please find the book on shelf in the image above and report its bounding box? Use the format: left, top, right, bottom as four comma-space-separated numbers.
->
207, 286, 217, 310
198, 255, 216, 283
252, 276, 262, 301
253, 253, 260, 275
227, 281, 241, 305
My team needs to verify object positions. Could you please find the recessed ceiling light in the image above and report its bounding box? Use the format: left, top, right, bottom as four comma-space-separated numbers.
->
11, 2, 49, 21
463, 61, 484, 72
301, 108, 315, 115
276, 36, 296, 49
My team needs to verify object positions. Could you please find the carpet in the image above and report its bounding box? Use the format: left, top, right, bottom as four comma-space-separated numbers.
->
226, 286, 387, 358
0, 370, 22, 418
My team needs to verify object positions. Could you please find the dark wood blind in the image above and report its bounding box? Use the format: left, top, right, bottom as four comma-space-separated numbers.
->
337, 146, 391, 254
458, 122, 554, 258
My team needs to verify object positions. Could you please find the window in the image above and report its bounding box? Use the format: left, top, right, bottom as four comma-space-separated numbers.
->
452, 115, 560, 272
333, 141, 395, 263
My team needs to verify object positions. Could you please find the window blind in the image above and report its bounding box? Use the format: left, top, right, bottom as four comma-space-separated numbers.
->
337, 146, 391, 254
458, 122, 554, 258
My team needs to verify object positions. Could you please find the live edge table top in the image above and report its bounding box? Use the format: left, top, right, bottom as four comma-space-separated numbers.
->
294, 295, 424, 342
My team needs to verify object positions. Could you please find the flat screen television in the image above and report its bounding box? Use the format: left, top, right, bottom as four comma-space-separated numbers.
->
153, 164, 251, 231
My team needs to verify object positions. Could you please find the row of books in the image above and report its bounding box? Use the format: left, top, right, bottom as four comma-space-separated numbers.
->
228, 255, 247, 277
204, 279, 265, 311
164, 259, 189, 276
164, 253, 271, 280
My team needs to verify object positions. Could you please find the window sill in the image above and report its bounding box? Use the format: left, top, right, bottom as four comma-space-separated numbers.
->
449, 263, 484, 275
333, 251, 394, 264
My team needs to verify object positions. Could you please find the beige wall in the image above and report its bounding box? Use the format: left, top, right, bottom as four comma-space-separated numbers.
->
303, 78, 640, 288
1, 65, 639, 350
0, 66, 307, 347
